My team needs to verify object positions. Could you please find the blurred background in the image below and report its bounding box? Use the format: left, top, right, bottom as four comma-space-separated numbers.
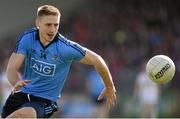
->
0, 0, 180, 118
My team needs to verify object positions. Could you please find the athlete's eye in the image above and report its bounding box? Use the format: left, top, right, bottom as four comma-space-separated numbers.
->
46, 23, 51, 27
54, 24, 59, 27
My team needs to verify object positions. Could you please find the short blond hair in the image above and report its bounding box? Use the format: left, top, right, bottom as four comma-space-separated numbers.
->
37, 5, 61, 17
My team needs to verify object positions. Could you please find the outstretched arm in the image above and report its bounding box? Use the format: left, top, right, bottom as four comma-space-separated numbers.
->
80, 48, 116, 112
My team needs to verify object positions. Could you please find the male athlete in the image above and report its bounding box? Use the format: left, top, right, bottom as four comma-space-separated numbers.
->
1, 5, 116, 118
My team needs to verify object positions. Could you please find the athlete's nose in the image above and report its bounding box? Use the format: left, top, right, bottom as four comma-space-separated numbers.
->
49, 25, 56, 33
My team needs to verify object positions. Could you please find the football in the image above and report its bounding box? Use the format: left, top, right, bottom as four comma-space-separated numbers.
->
146, 55, 175, 84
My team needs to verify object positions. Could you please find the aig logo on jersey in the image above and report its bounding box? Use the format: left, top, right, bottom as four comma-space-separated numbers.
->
31, 58, 56, 76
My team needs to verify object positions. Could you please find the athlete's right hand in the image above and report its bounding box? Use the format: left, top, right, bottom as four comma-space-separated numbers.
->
12, 80, 32, 95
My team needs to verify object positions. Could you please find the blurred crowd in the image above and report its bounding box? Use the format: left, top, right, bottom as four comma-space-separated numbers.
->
0, 0, 180, 117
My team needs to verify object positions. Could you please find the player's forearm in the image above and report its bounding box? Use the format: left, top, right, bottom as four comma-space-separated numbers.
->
6, 53, 25, 86
6, 66, 21, 86
94, 55, 115, 89
80, 49, 115, 89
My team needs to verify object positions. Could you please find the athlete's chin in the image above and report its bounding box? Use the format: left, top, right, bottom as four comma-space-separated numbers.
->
47, 37, 55, 42
49, 38, 54, 42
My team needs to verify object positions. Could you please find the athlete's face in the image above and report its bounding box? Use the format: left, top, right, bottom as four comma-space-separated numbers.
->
36, 15, 60, 44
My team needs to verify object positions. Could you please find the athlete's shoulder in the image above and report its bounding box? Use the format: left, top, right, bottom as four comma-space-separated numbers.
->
14, 28, 38, 53
57, 33, 69, 43
21, 27, 38, 37
56, 33, 86, 56
17, 27, 38, 43
15, 27, 38, 48
56, 33, 78, 46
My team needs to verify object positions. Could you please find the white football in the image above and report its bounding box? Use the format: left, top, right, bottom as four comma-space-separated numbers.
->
146, 55, 175, 84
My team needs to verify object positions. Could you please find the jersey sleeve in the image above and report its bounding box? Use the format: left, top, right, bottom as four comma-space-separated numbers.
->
14, 35, 29, 55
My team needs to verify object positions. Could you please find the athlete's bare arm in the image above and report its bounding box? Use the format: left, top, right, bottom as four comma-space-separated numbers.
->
6, 53, 31, 93
80, 48, 116, 112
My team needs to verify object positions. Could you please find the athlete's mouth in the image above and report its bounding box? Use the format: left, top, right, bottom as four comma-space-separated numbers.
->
47, 33, 54, 38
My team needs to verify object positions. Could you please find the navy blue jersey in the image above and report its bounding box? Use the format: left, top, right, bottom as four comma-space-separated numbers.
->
14, 28, 86, 102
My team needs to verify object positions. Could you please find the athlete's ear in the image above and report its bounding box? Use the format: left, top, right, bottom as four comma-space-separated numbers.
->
35, 19, 39, 28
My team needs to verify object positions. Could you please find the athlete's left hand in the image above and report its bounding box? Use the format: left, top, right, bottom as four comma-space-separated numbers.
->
98, 86, 116, 112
